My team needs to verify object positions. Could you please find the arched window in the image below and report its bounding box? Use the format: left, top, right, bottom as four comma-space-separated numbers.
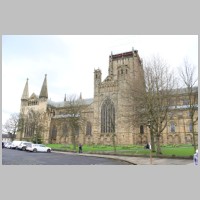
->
75, 126, 79, 135
25, 126, 31, 137
62, 123, 68, 136
170, 122, 176, 133
101, 98, 115, 133
86, 121, 92, 135
140, 125, 144, 134
189, 122, 193, 132
24, 112, 35, 137
51, 125, 57, 140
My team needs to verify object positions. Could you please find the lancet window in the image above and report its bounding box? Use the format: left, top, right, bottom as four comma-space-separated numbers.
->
101, 98, 115, 133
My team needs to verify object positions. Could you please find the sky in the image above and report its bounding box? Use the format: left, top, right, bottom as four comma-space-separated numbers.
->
2, 35, 198, 125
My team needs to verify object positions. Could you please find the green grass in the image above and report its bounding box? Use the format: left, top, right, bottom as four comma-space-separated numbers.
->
46, 143, 196, 157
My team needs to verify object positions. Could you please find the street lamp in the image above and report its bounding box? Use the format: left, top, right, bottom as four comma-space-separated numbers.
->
147, 120, 153, 165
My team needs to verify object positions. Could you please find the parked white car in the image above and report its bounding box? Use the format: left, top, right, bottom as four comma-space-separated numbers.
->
4, 142, 12, 148
26, 143, 51, 153
17, 141, 33, 151
10, 141, 23, 149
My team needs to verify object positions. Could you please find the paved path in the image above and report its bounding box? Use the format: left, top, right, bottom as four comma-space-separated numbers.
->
53, 151, 194, 165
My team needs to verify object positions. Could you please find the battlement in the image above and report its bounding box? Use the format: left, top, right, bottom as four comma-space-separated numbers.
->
110, 50, 138, 60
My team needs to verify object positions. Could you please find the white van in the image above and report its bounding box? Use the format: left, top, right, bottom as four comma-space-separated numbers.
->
10, 140, 23, 149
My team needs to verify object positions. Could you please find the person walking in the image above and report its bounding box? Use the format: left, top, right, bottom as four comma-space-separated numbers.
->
193, 149, 198, 165
79, 143, 82, 153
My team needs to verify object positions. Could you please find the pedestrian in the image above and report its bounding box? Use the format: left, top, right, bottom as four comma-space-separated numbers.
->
193, 149, 198, 165
145, 143, 151, 149
79, 143, 82, 153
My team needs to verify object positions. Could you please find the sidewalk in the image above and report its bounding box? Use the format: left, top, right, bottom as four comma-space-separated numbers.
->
53, 151, 194, 165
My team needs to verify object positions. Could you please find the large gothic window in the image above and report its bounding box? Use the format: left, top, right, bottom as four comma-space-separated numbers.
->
140, 125, 144, 134
101, 98, 115, 133
24, 125, 34, 137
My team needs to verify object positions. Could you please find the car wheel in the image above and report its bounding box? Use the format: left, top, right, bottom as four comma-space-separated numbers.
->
22, 147, 26, 151
33, 148, 37, 153
47, 149, 51, 153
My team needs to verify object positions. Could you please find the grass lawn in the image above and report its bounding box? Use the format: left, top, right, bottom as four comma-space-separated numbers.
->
46, 143, 196, 157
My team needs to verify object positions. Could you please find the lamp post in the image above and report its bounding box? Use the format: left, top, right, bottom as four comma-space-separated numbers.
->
147, 120, 153, 165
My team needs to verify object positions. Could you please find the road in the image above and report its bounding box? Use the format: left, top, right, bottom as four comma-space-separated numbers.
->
2, 148, 131, 165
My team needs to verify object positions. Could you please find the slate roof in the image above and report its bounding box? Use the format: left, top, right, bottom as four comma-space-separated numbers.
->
47, 98, 93, 108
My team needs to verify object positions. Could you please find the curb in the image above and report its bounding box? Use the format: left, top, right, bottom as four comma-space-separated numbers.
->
51, 148, 192, 160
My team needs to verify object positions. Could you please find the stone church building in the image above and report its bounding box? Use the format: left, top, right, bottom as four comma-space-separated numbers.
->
17, 49, 198, 146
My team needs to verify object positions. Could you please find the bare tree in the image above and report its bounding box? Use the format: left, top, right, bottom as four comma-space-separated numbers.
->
24, 109, 48, 143
131, 56, 176, 155
17, 112, 26, 140
66, 95, 86, 150
3, 113, 20, 141
179, 58, 198, 151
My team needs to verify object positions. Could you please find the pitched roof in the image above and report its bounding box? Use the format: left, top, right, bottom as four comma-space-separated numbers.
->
47, 98, 93, 108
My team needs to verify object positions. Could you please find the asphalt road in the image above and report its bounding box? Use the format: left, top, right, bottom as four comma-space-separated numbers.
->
2, 148, 131, 165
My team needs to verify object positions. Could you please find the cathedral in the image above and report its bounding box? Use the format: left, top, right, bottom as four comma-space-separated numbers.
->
17, 49, 198, 146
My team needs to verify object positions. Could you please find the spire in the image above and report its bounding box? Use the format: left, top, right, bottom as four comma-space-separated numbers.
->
39, 74, 48, 99
21, 78, 29, 100
79, 92, 82, 100
64, 94, 66, 101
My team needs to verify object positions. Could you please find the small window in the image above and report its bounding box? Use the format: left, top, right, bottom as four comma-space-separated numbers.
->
75, 126, 79, 135
189, 122, 193, 132
170, 122, 176, 133
188, 111, 192, 117
183, 99, 189, 105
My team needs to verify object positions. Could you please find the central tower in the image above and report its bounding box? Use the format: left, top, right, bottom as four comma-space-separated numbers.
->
93, 48, 145, 145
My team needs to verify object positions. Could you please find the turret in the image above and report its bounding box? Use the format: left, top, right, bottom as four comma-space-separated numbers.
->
39, 74, 48, 101
64, 94, 66, 102
108, 51, 114, 76
94, 69, 102, 96
21, 78, 29, 107
79, 92, 82, 100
